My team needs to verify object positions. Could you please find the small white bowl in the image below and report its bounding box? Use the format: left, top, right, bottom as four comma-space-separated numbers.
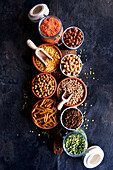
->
83, 146, 104, 168
62, 26, 84, 50
60, 54, 83, 77
60, 107, 83, 131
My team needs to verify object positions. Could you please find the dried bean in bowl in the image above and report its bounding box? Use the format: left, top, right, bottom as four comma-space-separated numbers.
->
57, 77, 87, 107
61, 108, 83, 130
60, 54, 82, 76
32, 73, 56, 98
63, 27, 84, 49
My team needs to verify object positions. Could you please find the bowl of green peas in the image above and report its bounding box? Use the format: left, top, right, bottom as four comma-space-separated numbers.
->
63, 132, 88, 157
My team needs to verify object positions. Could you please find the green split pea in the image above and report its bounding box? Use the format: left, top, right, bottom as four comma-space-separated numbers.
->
65, 134, 86, 155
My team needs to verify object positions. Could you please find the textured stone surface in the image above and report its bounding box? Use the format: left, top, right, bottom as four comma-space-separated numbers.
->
0, 0, 113, 170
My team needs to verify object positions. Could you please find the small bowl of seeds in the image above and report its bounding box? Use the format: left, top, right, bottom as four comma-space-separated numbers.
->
60, 54, 82, 77
63, 132, 88, 157
60, 107, 83, 131
32, 73, 57, 98
62, 26, 84, 50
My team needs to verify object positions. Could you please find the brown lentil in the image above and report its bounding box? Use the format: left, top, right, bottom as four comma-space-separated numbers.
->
62, 108, 83, 129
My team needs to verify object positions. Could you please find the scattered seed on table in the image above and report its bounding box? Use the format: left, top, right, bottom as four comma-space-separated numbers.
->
87, 119, 89, 122
38, 134, 40, 136
92, 119, 94, 122
90, 104, 93, 107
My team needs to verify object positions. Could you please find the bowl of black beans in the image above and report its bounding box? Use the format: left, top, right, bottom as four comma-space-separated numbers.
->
60, 107, 83, 131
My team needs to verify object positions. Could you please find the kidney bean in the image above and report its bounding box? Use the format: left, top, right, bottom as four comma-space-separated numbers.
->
63, 27, 83, 48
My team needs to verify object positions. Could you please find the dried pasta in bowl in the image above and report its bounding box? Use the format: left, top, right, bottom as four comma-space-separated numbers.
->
31, 99, 59, 129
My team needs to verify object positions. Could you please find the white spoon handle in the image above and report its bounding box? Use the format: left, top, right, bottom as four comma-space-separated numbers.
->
57, 100, 67, 111
26, 39, 37, 50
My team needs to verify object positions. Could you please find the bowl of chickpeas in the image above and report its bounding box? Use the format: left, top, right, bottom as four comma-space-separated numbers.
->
60, 54, 82, 77
32, 44, 62, 73
31, 73, 57, 98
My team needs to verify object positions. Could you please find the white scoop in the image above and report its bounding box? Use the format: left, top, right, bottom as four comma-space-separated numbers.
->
27, 39, 53, 67
57, 91, 73, 110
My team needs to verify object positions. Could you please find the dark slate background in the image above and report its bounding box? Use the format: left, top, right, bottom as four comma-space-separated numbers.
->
0, 0, 113, 170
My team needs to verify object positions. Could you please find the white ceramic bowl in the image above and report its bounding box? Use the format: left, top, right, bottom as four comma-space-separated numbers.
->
60, 54, 83, 77
60, 107, 83, 131
63, 131, 88, 158
62, 26, 84, 50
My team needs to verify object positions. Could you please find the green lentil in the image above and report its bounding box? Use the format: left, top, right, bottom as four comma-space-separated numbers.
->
65, 134, 86, 155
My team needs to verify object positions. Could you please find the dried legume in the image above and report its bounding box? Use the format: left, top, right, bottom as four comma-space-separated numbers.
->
65, 134, 86, 155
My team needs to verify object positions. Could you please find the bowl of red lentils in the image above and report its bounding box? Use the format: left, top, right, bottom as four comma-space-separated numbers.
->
32, 73, 57, 98
60, 54, 82, 77
57, 77, 87, 107
32, 43, 62, 73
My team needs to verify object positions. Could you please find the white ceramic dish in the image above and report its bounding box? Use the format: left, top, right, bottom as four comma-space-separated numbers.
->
63, 131, 88, 158
60, 107, 83, 131
83, 145, 104, 169
60, 54, 83, 77
61, 26, 84, 50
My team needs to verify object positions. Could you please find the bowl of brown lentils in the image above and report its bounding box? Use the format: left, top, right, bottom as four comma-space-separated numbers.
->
32, 73, 57, 98
60, 54, 82, 77
62, 26, 84, 50
57, 77, 87, 107
60, 107, 83, 131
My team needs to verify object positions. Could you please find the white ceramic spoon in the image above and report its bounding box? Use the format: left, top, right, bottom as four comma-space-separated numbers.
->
57, 92, 73, 110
